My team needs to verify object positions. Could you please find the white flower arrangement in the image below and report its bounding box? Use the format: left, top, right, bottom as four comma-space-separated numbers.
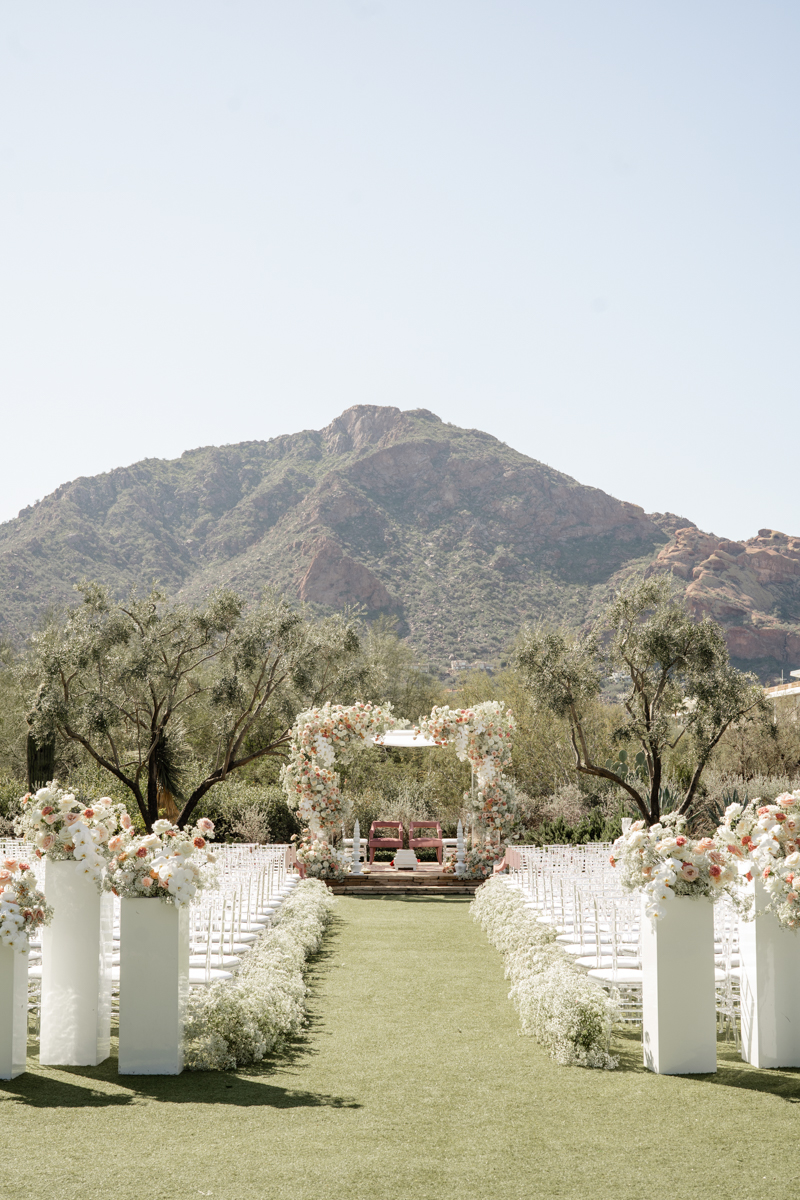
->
15, 781, 130, 888
417, 701, 518, 837
183, 878, 336, 1070
610, 813, 742, 921
293, 831, 349, 881
103, 817, 217, 906
280, 701, 397, 875
0, 857, 53, 952
471, 877, 618, 1069
715, 790, 800, 929
444, 840, 506, 880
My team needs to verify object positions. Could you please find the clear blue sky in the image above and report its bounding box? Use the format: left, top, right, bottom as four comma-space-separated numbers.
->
1, 2, 798, 540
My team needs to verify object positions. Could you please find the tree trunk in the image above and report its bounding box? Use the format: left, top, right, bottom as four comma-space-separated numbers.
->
146, 761, 159, 832
27, 732, 56, 792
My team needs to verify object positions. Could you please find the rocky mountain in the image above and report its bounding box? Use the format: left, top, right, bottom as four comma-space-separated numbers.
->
1, 405, 798, 680
645, 526, 800, 672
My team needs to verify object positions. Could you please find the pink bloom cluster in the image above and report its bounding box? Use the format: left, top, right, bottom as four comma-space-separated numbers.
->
417, 702, 517, 836
444, 841, 506, 880
716, 791, 800, 928
0, 858, 54, 951
104, 817, 217, 906
281, 702, 396, 846
612, 815, 742, 920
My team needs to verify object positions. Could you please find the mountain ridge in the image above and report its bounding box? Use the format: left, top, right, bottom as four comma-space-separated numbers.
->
2, 405, 798, 680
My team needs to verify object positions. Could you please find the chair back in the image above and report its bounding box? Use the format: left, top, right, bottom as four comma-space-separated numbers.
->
409, 820, 442, 837
369, 821, 403, 835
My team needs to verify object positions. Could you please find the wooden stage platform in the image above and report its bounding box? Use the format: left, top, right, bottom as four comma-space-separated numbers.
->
327, 862, 481, 896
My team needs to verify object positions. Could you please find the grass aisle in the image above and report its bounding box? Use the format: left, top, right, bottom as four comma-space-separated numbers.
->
2, 894, 800, 1200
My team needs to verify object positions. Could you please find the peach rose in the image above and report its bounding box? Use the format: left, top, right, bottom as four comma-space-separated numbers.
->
680, 862, 699, 881
135, 846, 148, 859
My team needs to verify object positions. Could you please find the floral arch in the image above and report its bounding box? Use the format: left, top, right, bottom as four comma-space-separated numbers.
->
281, 700, 517, 875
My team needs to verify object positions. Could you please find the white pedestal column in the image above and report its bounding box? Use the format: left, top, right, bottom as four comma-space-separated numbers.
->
118, 899, 189, 1075
641, 894, 717, 1074
0, 945, 29, 1079
40, 860, 113, 1066
739, 878, 800, 1068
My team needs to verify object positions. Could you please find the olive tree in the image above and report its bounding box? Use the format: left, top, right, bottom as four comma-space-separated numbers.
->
513, 577, 765, 825
23, 582, 364, 830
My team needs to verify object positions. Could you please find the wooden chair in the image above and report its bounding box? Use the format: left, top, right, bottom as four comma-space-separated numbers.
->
409, 820, 443, 865
368, 821, 404, 864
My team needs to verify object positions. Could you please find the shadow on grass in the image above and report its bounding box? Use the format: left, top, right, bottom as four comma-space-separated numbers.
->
613, 1028, 800, 1100
1, 914, 361, 1112
0, 1065, 360, 1110
344, 894, 473, 904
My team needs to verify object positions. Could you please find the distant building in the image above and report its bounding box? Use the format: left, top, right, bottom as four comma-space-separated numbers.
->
764, 670, 800, 723
448, 658, 493, 673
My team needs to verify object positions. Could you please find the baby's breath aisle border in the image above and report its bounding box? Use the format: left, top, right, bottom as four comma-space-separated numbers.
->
183, 878, 336, 1071
470, 877, 618, 1070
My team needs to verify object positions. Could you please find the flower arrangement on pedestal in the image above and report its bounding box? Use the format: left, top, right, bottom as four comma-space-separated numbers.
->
0, 858, 53, 951
611, 813, 742, 920
281, 701, 397, 876
715, 791, 800, 928
104, 818, 217, 906
16, 783, 130, 887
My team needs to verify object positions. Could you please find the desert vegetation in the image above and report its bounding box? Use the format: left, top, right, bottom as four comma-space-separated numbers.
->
0, 578, 798, 842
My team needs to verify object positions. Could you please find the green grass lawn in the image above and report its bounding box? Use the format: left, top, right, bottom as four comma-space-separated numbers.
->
2, 895, 800, 1200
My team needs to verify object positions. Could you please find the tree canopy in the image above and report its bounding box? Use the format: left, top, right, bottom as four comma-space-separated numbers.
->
23, 583, 365, 830
513, 577, 766, 825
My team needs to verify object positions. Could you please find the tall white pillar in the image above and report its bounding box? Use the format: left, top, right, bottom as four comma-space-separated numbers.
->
40, 860, 113, 1066
0, 946, 28, 1079
641, 894, 717, 1074
455, 819, 466, 877
118, 899, 189, 1075
739, 878, 800, 1068
351, 819, 363, 875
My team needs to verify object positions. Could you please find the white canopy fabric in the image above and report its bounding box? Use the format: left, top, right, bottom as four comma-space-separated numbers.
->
372, 729, 439, 749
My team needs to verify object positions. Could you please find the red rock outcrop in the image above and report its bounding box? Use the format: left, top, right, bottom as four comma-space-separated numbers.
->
647, 528, 800, 668
298, 537, 394, 611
